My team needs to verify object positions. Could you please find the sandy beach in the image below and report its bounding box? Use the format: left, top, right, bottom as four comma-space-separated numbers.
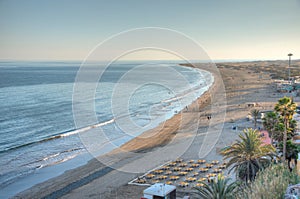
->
14, 60, 300, 199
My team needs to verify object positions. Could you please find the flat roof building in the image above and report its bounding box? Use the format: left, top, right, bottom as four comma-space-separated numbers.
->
142, 183, 176, 199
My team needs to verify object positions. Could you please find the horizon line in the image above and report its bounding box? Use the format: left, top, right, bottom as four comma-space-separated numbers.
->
0, 58, 299, 64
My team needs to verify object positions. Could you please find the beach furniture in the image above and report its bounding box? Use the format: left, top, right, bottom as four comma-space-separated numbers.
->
213, 168, 222, 173
168, 162, 177, 166
218, 164, 226, 169
161, 166, 170, 170
197, 159, 206, 164
178, 171, 188, 176
184, 167, 193, 172
178, 181, 189, 187
199, 168, 209, 173
157, 175, 168, 180
206, 174, 217, 182
208, 173, 217, 177
195, 183, 204, 187
192, 172, 199, 176
185, 177, 196, 182
165, 171, 172, 175
136, 178, 146, 184
169, 176, 180, 181
179, 162, 188, 167
173, 167, 181, 171
153, 170, 164, 174
211, 160, 219, 165
190, 163, 200, 168
146, 174, 155, 179
197, 177, 207, 182
205, 163, 213, 168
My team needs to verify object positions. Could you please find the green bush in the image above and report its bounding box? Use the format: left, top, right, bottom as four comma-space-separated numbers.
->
236, 164, 300, 199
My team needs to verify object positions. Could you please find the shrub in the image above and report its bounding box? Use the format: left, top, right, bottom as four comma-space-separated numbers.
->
236, 163, 300, 199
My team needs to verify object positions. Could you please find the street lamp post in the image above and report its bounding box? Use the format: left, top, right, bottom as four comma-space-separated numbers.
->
288, 53, 293, 83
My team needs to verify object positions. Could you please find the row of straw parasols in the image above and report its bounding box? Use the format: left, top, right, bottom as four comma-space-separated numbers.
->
145, 162, 225, 179
141, 172, 220, 184
136, 175, 221, 186
134, 159, 226, 185
170, 173, 220, 187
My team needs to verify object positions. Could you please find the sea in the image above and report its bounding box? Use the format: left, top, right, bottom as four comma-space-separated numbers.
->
0, 61, 213, 197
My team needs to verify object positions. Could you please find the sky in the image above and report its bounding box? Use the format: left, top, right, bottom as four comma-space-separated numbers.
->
0, 0, 300, 61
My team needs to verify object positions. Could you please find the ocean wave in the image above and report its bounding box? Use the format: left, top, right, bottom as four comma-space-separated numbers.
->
20, 147, 84, 167
0, 167, 36, 189
0, 147, 84, 189
0, 118, 115, 154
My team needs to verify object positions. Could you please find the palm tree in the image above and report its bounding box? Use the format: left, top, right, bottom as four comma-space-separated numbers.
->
251, 109, 260, 129
289, 119, 297, 135
279, 140, 299, 171
193, 175, 238, 199
273, 118, 297, 142
262, 111, 278, 145
221, 128, 276, 182
274, 96, 297, 161
273, 122, 285, 142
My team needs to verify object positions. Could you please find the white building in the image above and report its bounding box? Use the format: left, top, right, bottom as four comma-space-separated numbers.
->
142, 183, 176, 199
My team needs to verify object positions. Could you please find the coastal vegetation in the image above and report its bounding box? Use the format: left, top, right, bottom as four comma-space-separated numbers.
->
193, 174, 238, 199
195, 96, 299, 198
236, 164, 300, 199
195, 164, 299, 199
221, 128, 276, 182
262, 111, 278, 144
274, 96, 297, 161
250, 109, 260, 129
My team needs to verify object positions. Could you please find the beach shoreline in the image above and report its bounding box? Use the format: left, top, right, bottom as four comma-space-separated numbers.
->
12, 63, 220, 199
14, 60, 298, 199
